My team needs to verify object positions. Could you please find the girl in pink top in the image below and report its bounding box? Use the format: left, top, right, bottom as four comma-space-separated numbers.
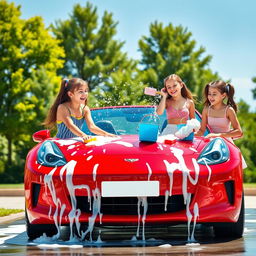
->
197, 81, 246, 168
156, 74, 195, 135
197, 80, 243, 139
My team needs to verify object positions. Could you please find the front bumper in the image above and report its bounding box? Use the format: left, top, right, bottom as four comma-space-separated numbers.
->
25, 161, 243, 226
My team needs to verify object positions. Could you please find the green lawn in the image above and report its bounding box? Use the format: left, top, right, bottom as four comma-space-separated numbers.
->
0, 208, 24, 217
244, 183, 256, 188
0, 184, 23, 189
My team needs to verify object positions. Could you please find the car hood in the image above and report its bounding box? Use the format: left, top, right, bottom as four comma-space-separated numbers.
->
46, 136, 204, 176
52, 135, 202, 158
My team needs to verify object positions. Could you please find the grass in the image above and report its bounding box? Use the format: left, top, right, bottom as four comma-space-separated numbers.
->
0, 208, 24, 217
244, 183, 256, 188
0, 184, 23, 189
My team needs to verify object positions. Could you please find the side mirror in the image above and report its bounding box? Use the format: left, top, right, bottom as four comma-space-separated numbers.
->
32, 130, 50, 143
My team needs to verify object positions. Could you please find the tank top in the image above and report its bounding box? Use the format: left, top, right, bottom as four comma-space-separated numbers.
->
56, 105, 85, 139
166, 99, 190, 120
207, 106, 230, 133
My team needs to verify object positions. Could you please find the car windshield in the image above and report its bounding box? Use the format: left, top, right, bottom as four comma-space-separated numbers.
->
82, 106, 206, 135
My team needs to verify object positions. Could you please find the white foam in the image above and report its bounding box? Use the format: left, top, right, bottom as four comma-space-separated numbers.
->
55, 139, 79, 146
113, 141, 133, 147
159, 243, 172, 248
186, 242, 201, 246
86, 136, 120, 146
175, 119, 200, 139
131, 235, 137, 241
71, 151, 77, 156
93, 163, 99, 182
81, 188, 102, 241
202, 158, 212, 182
163, 146, 201, 242
0, 225, 25, 235
158, 144, 164, 150
67, 145, 76, 150
86, 155, 93, 161
37, 243, 83, 249
146, 162, 152, 180
136, 197, 148, 241
44, 166, 62, 239
189, 147, 198, 152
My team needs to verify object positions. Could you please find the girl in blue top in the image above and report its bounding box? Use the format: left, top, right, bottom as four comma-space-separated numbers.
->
44, 78, 116, 140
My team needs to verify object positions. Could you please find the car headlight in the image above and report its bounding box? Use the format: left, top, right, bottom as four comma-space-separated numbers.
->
37, 141, 67, 167
197, 138, 229, 165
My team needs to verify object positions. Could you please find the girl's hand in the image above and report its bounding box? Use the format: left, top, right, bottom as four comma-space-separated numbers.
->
82, 134, 91, 142
160, 88, 168, 97
195, 129, 204, 136
205, 133, 221, 139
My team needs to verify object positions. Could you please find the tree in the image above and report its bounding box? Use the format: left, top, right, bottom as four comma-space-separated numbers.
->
90, 61, 149, 107
138, 22, 219, 106
236, 100, 256, 182
252, 76, 256, 100
52, 2, 133, 91
0, 0, 64, 165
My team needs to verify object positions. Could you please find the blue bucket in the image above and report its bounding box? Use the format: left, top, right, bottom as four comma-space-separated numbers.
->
177, 124, 194, 141
139, 123, 159, 142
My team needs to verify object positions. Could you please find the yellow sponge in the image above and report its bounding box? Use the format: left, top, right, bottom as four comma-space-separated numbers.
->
84, 137, 97, 143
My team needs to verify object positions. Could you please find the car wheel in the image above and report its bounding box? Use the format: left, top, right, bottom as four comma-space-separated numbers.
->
25, 210, 58, 240
213, 194, 244, 238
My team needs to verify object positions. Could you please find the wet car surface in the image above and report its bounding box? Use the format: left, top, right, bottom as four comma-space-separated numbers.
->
24, 106, 244, 241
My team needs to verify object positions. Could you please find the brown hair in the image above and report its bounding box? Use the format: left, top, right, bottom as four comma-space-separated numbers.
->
43, 78, 89, 128
203, 80, 237, 112
164, 74, 194, 100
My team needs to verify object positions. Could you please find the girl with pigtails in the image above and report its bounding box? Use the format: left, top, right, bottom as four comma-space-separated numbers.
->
196, 80, 246, 168
44, 78, 116, 140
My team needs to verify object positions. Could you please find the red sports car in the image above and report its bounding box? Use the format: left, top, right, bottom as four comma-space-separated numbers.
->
24, 106, 244, 241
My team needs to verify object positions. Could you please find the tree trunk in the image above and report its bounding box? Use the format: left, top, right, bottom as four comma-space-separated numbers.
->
7, 137, 12, 166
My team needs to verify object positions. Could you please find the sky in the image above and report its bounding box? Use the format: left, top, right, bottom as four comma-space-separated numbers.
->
11, 0, 256, 111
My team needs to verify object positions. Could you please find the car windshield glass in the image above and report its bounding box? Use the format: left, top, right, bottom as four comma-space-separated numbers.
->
82, 106, 208, 136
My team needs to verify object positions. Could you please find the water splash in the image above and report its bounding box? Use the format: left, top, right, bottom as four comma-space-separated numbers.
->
93, 163, 99, 182
146, 162, 152, 180
136, 197, 148, 241
163, 147, 201, 242
81, 188, 102, 241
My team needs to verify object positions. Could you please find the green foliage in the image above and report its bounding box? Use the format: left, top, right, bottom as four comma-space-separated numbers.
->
0, 0, 255, 185
0, 183, 23, 188
235, 100, 256, 182
138, 22, 219, 108
252, 76, 256, 100
0, 163, 24, 183
52, 2, 132, 91
90, 62, 150, 107
0, 135, 7, 174
0, 208, 24, 217
0, 0, 64, 168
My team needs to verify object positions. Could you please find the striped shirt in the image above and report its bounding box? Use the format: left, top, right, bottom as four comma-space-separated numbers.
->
55, 105, 85, 139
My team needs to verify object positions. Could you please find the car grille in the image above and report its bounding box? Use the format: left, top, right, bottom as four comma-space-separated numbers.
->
70, 195, 187, 215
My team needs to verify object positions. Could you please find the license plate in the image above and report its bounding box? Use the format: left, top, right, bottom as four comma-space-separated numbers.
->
101, 181, 159, 197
